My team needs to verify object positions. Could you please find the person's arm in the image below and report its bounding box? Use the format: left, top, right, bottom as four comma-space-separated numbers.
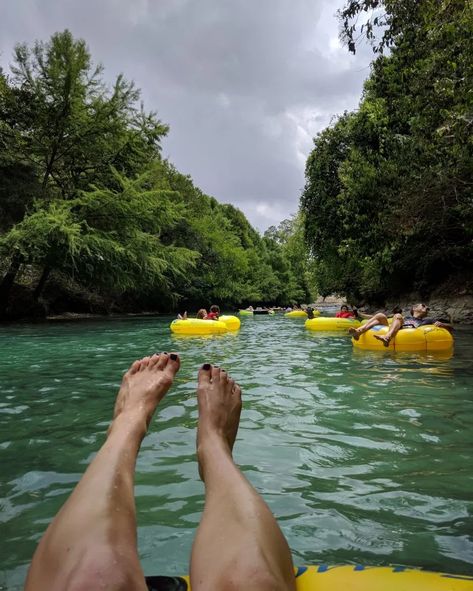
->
353, 308, 372, 319
434, 320, 454, 332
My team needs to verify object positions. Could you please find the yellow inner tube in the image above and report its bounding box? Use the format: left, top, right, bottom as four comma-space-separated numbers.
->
170, 315, 240, 335
305, 317, 361, 331
219, 315, 241, 331
352, 325, 454, 352
170, 319, 228, 335
146, 565, 473, 590
285, 310, 309, 318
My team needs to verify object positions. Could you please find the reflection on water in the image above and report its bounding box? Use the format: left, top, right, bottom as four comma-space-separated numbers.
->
1, 316, 473, 588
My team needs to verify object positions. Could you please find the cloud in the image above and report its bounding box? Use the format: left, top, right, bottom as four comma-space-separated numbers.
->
0, 0, 373, 231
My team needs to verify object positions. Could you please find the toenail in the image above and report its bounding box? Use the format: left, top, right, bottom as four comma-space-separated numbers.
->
170, 353, 178, 361
202, 363, 211, 370
163, 351, 168, 355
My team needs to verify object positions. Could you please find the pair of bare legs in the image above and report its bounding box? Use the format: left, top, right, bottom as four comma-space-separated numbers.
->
348, 312, 404, 347
24, 353, 295, 591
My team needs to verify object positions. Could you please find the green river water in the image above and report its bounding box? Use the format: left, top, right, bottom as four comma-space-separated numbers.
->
1, 314, 473, 589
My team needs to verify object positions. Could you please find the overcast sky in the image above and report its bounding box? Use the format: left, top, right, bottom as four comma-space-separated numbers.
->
1, 0, 373, 231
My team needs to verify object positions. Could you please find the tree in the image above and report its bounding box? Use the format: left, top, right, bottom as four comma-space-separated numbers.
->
0, 166, 198, 303
0, 30, 169, 312
302, 0, 473, 301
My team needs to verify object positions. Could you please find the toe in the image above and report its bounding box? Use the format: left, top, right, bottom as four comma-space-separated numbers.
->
154, 353, 170, 370
211, 366, 221, 383
198, 363, 212, 385
232, 383, 242, 400
220, 369, 229, 384
224, 374, 234, 394
165, 353, 180, 376
148, 353, 163, 369
139, 356, 151, 370
128, 360, 142, 375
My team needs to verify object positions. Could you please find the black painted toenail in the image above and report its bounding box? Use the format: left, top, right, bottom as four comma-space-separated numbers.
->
202, 363, 211, 370
163, 351, 168, 354
170, 353, 178, 361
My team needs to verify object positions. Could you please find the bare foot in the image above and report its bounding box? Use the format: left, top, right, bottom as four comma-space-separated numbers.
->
348, 327, 360, 340
110, 353, 180, 433
196, 364, 242, 480
373, 334, 391, 347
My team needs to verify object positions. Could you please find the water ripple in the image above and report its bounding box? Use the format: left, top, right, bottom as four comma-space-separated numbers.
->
1, 316, 473, 589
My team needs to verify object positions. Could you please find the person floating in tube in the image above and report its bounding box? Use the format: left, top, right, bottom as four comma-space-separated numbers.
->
348, 303, 453, 347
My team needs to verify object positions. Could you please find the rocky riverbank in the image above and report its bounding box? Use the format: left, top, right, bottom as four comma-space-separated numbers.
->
314, 293, 473, 324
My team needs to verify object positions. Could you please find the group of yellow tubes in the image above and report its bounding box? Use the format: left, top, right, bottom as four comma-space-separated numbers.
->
170, 310, 454, 352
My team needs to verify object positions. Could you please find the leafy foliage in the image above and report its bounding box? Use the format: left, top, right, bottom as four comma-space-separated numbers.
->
302, 0, 473, 302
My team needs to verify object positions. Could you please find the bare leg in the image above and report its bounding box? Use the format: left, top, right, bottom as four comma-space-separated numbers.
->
25, 352, 181, 591
348, 312, 389, 340
190, 364, 295, 591
373, 313, 404, 347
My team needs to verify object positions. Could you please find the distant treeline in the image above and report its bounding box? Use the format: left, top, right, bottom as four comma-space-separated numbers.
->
0, 31, 312, 318
301, 0, 472, 303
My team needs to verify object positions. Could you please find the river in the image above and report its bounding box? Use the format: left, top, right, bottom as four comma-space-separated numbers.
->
1, 314, 472, 588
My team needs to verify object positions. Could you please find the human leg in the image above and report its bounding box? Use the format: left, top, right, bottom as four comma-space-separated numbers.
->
348, 312, 389, 340
190, 365, 295, 591
25, 352, 180, 591
373, 313, 404, 347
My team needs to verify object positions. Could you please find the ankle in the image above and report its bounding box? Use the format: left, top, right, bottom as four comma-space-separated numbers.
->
197, 434, 232, 464
109, 411, 148, 440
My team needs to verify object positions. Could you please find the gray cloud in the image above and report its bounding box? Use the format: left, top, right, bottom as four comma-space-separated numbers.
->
0, 0, 373, 231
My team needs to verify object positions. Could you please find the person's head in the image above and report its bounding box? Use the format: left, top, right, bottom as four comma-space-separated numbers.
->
197, 308, 207, 319
210, 304, 220, 314
392, 305, 403, 315
340, 305, 349, 312
411, 303, 429, 318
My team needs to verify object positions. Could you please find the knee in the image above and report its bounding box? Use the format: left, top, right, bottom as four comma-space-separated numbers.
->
393, 313, 403, 322
374, 313, 388, 323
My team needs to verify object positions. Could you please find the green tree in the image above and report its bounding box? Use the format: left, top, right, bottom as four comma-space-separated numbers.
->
302, 0, 473, 302
0, 30, 169, 312
0, 166, 198, 303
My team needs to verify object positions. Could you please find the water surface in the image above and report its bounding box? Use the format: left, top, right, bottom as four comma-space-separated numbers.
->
1, 315, 472, 588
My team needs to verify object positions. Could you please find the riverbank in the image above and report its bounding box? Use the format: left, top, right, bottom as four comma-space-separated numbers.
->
315, 293, 473, 324
2, 280, 473, 324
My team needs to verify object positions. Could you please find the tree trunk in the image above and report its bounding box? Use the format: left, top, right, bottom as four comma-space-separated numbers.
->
34, 266, 51, 301
0, 254, 22, 315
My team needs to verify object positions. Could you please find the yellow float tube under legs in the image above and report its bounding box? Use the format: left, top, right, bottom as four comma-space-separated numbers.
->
145, 565, 473, 590
353, 325, 454, 352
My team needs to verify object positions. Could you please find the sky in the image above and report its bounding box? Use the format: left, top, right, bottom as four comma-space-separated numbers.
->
0, 0, 373, 232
